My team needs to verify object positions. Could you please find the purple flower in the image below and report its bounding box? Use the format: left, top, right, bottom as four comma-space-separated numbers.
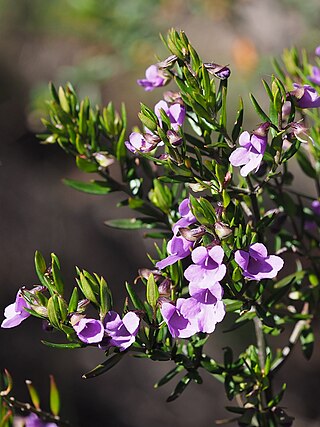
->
103, 311, 140, 351
235, 243, 284, 280
1, 290, 31, 328
137, 65, 167, 91
125, 132, 159, 154
184, 245, 226, 285
156, 235, 193, 270
154, 100, 186, 130
229, 123, 269, 177
24, 413, 57, 427
156, 198, 197, 270
160, 298, 198, 338
315, 46, 320, 56
311, 200, 320, 215
172, 198, 197, 234
73, 318, 104, 344
290, 84, 320, 109
180, 297, 225, 334
308, 67, 320, 86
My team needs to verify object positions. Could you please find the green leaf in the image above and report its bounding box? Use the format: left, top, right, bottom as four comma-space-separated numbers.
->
63, 178, 115, 195
125, 282, 145, 312
78, 273, 99, 305
166, 374, 192, 402
274, 270, 305, 289
232, 97, 244, 142
76, 156, 99, 173
51, 255, 64, 295
296, 150, 317, 179
34, 251, 54, 294
104, 217, 162, 230
47, 296, 60, 328
25, 380, 40, 410
146, 273, 159, 310
249, 93, 272, 124
49, 375, 60, 416
99, 276, 112, 317
83, 353, 126, 379
68, 287, 79, 313
300, 325, 314, 360
41, 341, 83, 349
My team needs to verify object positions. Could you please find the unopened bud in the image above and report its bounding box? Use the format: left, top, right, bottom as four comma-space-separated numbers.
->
163, 91, 183, 105
157, 55, 178, 69
204, 63, 231, 79
223, 171, 232, 189
253, 122, 270, 137
214, 221, 232, 239
137, 268, 162, 282
143, 133, 161, 145
93, 152, 115, 168
167, 130, 183, 147
179, 226, 206, 242
158, 278, 172, 296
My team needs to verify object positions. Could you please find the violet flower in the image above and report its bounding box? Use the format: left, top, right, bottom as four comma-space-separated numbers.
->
315, 46, 320, 56
137, 65, 167, 91
180, 297, 225, 334
125, 132, 159, 154
184, 245, 226, 285
156, 198, 197, 270
73, 318, 104, 344
154, 100, 186, 131
1, 290, 31, 328
156, 235, 193, 270
160, 298, 198, 338
204, 62, 231, 80
24, 413, 57, 427
308, 67, 320, 86
290, 84, 320, 109
103, 311, 140, 351
311, 200, 320, 216
235, 243, 284, 280
229, 123, 269, 177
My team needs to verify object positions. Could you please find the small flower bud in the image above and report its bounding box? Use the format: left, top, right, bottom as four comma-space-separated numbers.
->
214, 221, 232, 239
252, 122, 270, 137
143, 133, 162, 145
157, 55, 178, 69
223, 171, 232, 189
163, 91, 183, 105
204, 63, 231, 79
178, 226, 206, 242
93, 152, 115, 168
167, 130, 183, 147
158, 278, 172, 296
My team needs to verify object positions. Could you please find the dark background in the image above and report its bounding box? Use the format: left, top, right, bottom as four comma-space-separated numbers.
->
1, 1, 320, 425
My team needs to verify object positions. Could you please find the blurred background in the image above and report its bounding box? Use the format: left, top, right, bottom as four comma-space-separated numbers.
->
1, 0, 320, 425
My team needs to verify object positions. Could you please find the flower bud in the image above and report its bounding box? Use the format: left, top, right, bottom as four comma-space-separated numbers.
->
252, 122, 270, 137
167, 130, 183, 147
93, 152, 115, 168
158, 278, 172, 296
178, 226, 206, 242
163, 91, 183, 105
204, 63, 231, 79
157, 55, 177, 69
214, 221, 232, 239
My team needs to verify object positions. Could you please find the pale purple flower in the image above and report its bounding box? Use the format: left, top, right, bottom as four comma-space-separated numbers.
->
315, 46, 320, 56
125, 132, 158, 154
308, 67, 320, 86
160, 298, 198, 338
172, 198, 197, 234
73, 318, 104, 344
184, 245, 226, 285
229, 123, 269, 177
154, 100, 186, 130
103, 311, 140, 351
24, 413, 57, 427
137, 65, 167, 91
311, 200, 320, 215
156, 235, 193, 270
180, 297, 225, 334
235, 243, 284, 280
290, 84, 320, 109
156, 198, 197, 270
1, 290, 31, 328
